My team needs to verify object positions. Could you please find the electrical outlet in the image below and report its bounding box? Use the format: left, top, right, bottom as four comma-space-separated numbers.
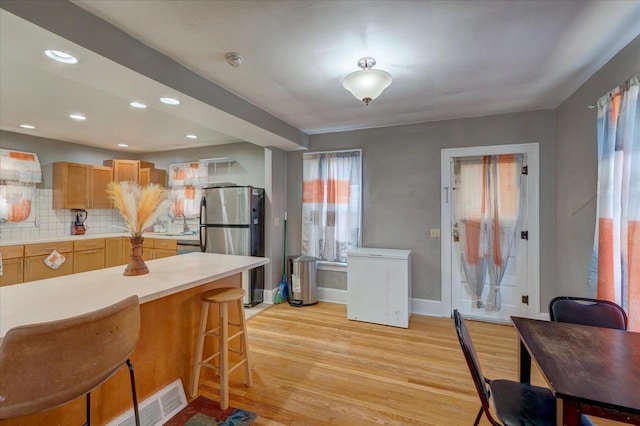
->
430, 228, 440, 238
35, 216, 41, 228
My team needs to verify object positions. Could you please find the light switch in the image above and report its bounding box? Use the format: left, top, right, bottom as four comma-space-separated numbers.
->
430, 228, 441, 238
274, 217, 281, 227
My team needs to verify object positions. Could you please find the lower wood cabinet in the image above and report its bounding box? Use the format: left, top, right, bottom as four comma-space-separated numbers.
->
24, 253, 74, 282
2, 235, 179, 285
23, 241, 74, 282
0, 245, 24, 287
105, 237, 125, 267
73, 239, 106, 273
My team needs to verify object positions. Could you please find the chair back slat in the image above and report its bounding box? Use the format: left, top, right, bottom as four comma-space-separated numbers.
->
549, 296, 627, 330
453, 310, 498, 424
0, 296, 140, 418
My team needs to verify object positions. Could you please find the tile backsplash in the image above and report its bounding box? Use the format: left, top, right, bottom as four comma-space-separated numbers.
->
0, 188, 200, 243
0, 189, 125, 242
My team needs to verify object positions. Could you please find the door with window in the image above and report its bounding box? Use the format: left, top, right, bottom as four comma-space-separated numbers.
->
441, 144, 540, 322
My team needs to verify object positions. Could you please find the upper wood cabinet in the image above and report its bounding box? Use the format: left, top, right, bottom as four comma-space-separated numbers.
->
91, 166, 112, 208
53, 162, 113, 209
104, 159, 140, 183
139, 167, 168, 187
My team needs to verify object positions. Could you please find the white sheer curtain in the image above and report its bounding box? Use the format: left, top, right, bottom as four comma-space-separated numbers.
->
453, 154, 524, 310
302, 151, 361, 262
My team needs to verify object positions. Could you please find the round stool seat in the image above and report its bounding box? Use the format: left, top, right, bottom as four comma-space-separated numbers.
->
201, 287, 245, 304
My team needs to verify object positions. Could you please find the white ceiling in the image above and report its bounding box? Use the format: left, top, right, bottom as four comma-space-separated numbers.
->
2, 1, 640, 153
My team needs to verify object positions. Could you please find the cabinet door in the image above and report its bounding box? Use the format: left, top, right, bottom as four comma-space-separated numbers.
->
73, 249, 105, 273
53, 162, 90, 209
122, 237, 154, 263
0, 258, 24, 286
152, 248, 176, 259
107, 160, 139, 183
139, 168, 151, 186
24, 253, 74, 282
91, 166, 113, 208
105, 237, 124, 267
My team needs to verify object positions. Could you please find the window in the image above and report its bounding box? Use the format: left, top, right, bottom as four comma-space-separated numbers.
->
301, 150, 361, 263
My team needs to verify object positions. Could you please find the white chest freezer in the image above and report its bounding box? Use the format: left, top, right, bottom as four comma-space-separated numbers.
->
347, 248, 412, 328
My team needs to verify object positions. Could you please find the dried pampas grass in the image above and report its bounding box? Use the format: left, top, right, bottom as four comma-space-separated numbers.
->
107, 181, 170, 237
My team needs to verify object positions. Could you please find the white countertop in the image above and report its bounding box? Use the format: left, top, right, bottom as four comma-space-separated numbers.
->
0, 232, 199, 246
0, 252, 268, 338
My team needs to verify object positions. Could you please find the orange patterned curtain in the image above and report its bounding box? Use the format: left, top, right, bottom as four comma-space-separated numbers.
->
453, 154, 524, 310
302, 151, 361, 262
588, 73, 639, 331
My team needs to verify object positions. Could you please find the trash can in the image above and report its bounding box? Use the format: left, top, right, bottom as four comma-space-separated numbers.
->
290, 255, 317, 306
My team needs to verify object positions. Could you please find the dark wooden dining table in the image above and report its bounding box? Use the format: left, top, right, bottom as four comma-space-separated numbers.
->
511, 316, 640, 426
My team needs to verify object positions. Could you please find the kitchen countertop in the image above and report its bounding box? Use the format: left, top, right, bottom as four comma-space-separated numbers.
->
0, 252, 268, 339
0, 232, 199, 247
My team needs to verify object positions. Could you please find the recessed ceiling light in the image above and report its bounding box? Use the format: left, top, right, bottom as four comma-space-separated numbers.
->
69, 114, 86, 121
20, 124, 36, 129
130, 101, 147, 109
186, 134, 198, 139
118, 143, 129, 148
160, 97, 180, 105
44, 49, 78, 64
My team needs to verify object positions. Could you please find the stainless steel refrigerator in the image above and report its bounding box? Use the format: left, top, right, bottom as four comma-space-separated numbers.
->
199, 185, 265, 306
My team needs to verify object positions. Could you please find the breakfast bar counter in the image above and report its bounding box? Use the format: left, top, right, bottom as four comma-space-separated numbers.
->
0, 252, 269, 425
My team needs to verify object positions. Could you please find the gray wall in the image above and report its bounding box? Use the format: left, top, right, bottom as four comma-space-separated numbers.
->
0, 130, 124, 188
141, 142, 266, 188
288, 110, 556, 301
554, 36, 640, 298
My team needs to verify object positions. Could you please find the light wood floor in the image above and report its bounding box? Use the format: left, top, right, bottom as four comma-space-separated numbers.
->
198, 302, 624, 426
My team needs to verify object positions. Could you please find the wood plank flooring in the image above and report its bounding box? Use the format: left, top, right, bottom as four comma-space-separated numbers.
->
197, 302, 624, 426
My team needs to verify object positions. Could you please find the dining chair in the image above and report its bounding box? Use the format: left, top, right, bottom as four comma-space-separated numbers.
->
453, 310, 593, 426
0, 295, 141, 425
549, 296, 627, 330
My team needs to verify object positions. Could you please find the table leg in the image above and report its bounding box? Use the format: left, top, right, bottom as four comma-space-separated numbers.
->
557, 398, 581, 426
518, 338, 531, 383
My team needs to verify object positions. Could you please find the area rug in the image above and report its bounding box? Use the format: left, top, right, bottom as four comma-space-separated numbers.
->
164, 396, 256, 426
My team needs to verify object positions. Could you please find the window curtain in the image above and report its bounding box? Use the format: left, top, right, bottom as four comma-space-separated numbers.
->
302, 151, 361, 262
453, 154, 524, 310
588, 73, 639, 331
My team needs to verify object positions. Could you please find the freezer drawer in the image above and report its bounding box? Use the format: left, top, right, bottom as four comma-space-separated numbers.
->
202, 227, 250, 256
347, 248, 412, 328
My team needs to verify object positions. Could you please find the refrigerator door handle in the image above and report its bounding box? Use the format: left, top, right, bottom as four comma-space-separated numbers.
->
199, 195, 206, 252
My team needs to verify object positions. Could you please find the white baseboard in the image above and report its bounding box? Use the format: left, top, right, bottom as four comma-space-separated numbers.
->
411, 298, 444, 317
263, 287, 278, 304
318, 287, 348, 304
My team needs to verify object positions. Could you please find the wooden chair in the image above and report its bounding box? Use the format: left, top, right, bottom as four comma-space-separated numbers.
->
549, 296, 627, 330
453, 310, 592, 426
0, 295, 141, 425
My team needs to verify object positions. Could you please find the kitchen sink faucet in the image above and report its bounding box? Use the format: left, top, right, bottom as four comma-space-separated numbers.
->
170, 213, 190, 233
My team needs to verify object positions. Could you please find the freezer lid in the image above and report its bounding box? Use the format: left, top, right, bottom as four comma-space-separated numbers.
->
346, 247, 411, 259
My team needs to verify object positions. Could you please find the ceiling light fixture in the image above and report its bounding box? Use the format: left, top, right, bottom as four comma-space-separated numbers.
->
69, 114, 86, 121
118, 143, 129, 148
186, 134, 198, 139
130, 101, 147, 109
44, 49, 78, 64
160, 97, 180, 105
20, 124, 36, 129
342, 57, 392, 105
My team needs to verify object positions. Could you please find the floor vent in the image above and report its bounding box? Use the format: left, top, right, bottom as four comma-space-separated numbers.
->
106, 378, 187, 426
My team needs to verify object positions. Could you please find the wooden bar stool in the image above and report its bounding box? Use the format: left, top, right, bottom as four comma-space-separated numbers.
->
191, 287, 252, 409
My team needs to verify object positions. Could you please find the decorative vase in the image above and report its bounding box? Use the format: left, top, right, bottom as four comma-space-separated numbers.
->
124, 236, 149, 276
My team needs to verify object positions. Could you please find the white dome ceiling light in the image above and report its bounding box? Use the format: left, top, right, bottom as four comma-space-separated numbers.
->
342, 57, 392, 106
